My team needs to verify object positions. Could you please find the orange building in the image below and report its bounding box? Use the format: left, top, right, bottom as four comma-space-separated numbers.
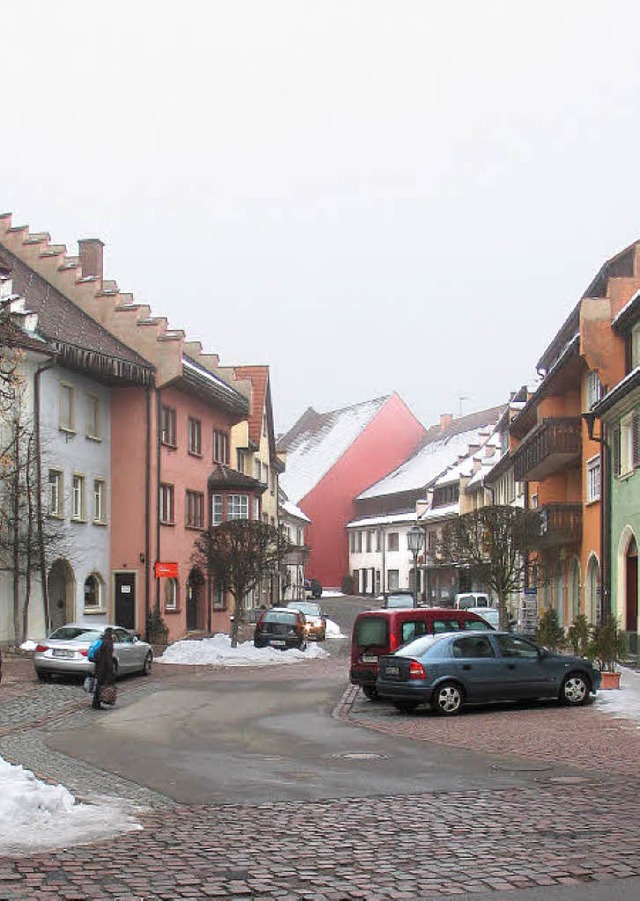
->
510, 242, 640, 626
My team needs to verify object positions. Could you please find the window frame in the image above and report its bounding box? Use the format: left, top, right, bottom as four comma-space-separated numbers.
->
83, 572, 104, 612
227, 494, 249, 520
59, 383, 75, 433
93, 478, 107, 524
164, 578, 179, 611
212, 494, 223, 526
159, 483, 175, 524
186, 489, 204, 529
161, 406, 177, 447
71, 473, 86, 522
85, 393, 101, 441
48, 469, 64, 518
188, 417, 202, 457
586, 455, 601, 504
213, 430, 229, 464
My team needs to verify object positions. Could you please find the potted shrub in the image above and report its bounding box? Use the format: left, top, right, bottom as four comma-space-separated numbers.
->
535, 607, 565, 652
567, 614, 590, 658
588, 618, 626, 689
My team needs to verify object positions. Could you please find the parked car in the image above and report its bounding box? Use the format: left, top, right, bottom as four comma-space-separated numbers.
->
286, 601, 326, 640
304, 578, 323, 599
254, 607, 307, 650
350, 607, 495, 700
377, 630, 601, 715
382, 590, 416, 609
467, 606, 500, 628
455, 592, 492, 610
33, 623, 153, 681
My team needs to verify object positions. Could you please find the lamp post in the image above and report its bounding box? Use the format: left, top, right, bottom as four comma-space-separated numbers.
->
407, 524, 424, 606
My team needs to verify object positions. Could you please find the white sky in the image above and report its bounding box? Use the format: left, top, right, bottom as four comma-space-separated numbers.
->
3, 1, 640, 431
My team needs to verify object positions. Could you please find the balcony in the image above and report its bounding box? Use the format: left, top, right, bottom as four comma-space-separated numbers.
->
512, 417, 581, 482
537, 503, 582, 548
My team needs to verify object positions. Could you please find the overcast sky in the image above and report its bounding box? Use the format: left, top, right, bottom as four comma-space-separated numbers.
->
3, 1, 640, 432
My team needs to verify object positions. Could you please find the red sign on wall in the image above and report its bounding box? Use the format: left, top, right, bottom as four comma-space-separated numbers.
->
155, 561, 179, 579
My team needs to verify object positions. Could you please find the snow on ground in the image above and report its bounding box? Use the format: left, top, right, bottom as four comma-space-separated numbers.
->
157, 631, 331, 666
20, 640, 37, 651
0, 756, 142, 856
595, 665, 640, 726
325, 618, 345, 639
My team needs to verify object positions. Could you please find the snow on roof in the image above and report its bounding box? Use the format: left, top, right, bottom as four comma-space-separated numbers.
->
419, 502, 459, 522
346, 511, 418, 529
278, 396, 388, 503
281, 499, 311, 523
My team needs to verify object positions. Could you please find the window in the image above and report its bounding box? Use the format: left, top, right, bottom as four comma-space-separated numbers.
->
165, 578, 178, 611
188, 418, 202, 456
262, 463, 268, 485
160, 484, 175, 524
237, 450, 245, 473
387, 569, 399, 590
253, 496, 260, 520
586, 456, 601, 503
366, 531, 373, 553
452, 635, 494, 658
213, 430, 229, 464
495, 634, 538, 659
432, 483, 459, 507
254, 459, 261, 480
71, 474, 85, 521
228, 494, 249, 520
376, 531, 382, 552
388, 532, 399, 552
86, 394, 101, 439
186, 490, 204, 528
613, 411, 640, 477
93, 479, 107, 523
427, 530, 437, 552
161, 406, 176, 446
632, 324, 640, 370
212, 494, 223, 525
586, 370, 603, 409
83, 573, 103, 610
48, 470, 63, 517
634, 412, 640, 469
296, 527, 304, 545
355, 531, 362, 553
213, 585, 225, 609
59, 383, 75, 432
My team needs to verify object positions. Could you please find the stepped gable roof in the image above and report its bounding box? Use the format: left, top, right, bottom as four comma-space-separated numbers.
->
277, 395, 390, 504
358, 404, 506, 501
207, 464, 266, 493
0, 243, 153, 383
233, 365, 269, 447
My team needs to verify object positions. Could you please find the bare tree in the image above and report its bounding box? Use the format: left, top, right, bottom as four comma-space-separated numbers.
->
436, 505, 549, 629
192, 519, 292, 647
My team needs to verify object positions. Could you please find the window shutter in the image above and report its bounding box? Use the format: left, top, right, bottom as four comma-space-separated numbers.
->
633, 413, 640, 469
613, 425, 622, 477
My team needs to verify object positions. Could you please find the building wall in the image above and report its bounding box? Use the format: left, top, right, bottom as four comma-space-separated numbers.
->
300, 395, 425, 588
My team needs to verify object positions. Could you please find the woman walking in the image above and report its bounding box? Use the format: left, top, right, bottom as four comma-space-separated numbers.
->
92, 627, 116, 709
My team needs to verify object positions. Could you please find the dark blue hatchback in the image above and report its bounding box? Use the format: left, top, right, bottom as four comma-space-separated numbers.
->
377, 631, 601, 716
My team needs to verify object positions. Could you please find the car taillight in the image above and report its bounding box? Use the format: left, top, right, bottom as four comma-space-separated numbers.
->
389, 633, 398, 652
409, 660, 426, 680
35, 644, 48, 653
80, 649, 88, 657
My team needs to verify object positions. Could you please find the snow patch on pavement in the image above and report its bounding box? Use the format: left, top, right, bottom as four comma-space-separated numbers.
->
0, 756, 142, 856
156, 632, 330, 666
595, 665, 640, 726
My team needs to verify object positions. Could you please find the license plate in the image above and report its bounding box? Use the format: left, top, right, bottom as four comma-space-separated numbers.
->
361, 654, 377, 663
385, 665, 400, 676
271, 640, 286, 647
53, 649, 74, 658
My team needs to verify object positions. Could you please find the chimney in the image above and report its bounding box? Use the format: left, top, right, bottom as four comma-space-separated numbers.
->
440, 413, 453, 431
78, 238, 104, 284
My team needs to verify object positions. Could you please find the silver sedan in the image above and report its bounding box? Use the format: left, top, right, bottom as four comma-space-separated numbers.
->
33, 622, 153, 681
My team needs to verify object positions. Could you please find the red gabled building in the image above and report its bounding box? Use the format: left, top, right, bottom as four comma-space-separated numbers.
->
277, 394, 426, 589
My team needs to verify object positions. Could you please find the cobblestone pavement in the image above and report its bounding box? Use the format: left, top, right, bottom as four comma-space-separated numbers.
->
1, 654, 640, 899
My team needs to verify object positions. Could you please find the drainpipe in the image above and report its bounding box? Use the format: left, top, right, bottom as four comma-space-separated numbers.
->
584, 412, 610, 623
155, 387, 162, 616
144, 385, 152, 634
34, 358, 57, 634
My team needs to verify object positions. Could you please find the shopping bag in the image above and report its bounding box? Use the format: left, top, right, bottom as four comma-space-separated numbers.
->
83, 675, 95, 693
99, 684, 117, 705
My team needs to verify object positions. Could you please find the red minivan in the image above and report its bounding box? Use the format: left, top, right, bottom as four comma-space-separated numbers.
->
350, 607, 495, 699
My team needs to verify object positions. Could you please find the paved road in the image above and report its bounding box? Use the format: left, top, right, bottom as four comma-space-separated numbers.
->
1, 595, 640, 899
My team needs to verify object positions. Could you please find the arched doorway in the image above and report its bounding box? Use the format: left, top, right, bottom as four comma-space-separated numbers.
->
186, 567, 204, 631
47, 559, 75, 632
585, 554, 601, 625
554, 560, 565, 627
567, 557, 580, 623
625, 535, 638, 638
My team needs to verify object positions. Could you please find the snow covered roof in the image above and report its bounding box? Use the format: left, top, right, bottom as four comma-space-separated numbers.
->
346, 511, 418, 529
278, 396, 389, 503
280, 499, 311, 523
419, 502, 459, 522
358, 405, 505, 500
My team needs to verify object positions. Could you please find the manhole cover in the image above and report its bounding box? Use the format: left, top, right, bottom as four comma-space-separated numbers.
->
332, 752, 390, 760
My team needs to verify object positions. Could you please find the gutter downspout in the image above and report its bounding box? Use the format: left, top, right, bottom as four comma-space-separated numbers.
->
144, 385, 152, 636
34, 359, 57, 634
155, 387, 161, 615
584, 412, 610, 622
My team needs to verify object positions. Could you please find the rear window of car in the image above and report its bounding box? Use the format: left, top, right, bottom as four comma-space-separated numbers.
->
287, 603, 321, 616
396, 634, 443, 658
263, 611, 299, 624
354, 616, 388, 648
48, 627, 101, 641
463, 619, 493, 631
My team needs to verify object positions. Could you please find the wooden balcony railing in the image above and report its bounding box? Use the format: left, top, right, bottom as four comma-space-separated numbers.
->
512, 417, 581, 482
537, 503, 582, 548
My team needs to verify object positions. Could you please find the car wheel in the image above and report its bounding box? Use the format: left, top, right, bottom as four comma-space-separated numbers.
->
362, 685, 379, 701
560, 673, 590, 706
393, 700, 419, 713
142, 652, 153, 675
432, 681, 464, 716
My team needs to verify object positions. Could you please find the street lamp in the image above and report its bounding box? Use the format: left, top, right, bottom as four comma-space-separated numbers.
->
407, 524, 424, 606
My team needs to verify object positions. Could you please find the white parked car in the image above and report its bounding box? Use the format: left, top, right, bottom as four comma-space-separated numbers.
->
466, 606, 500, 628
33, 623, 153, 681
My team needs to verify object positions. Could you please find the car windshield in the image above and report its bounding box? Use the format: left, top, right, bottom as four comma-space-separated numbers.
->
48, 627, 102, 642
395, 634, 441, 658
263, 611, 299, 624
287, 602, 321, 616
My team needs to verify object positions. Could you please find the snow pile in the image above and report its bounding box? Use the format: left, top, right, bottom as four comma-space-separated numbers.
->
0, 755, 141, 855
596, 666, 640, 725
157, 632, 330, 666
325, 618, 345, 639
20, 640, 37, 651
